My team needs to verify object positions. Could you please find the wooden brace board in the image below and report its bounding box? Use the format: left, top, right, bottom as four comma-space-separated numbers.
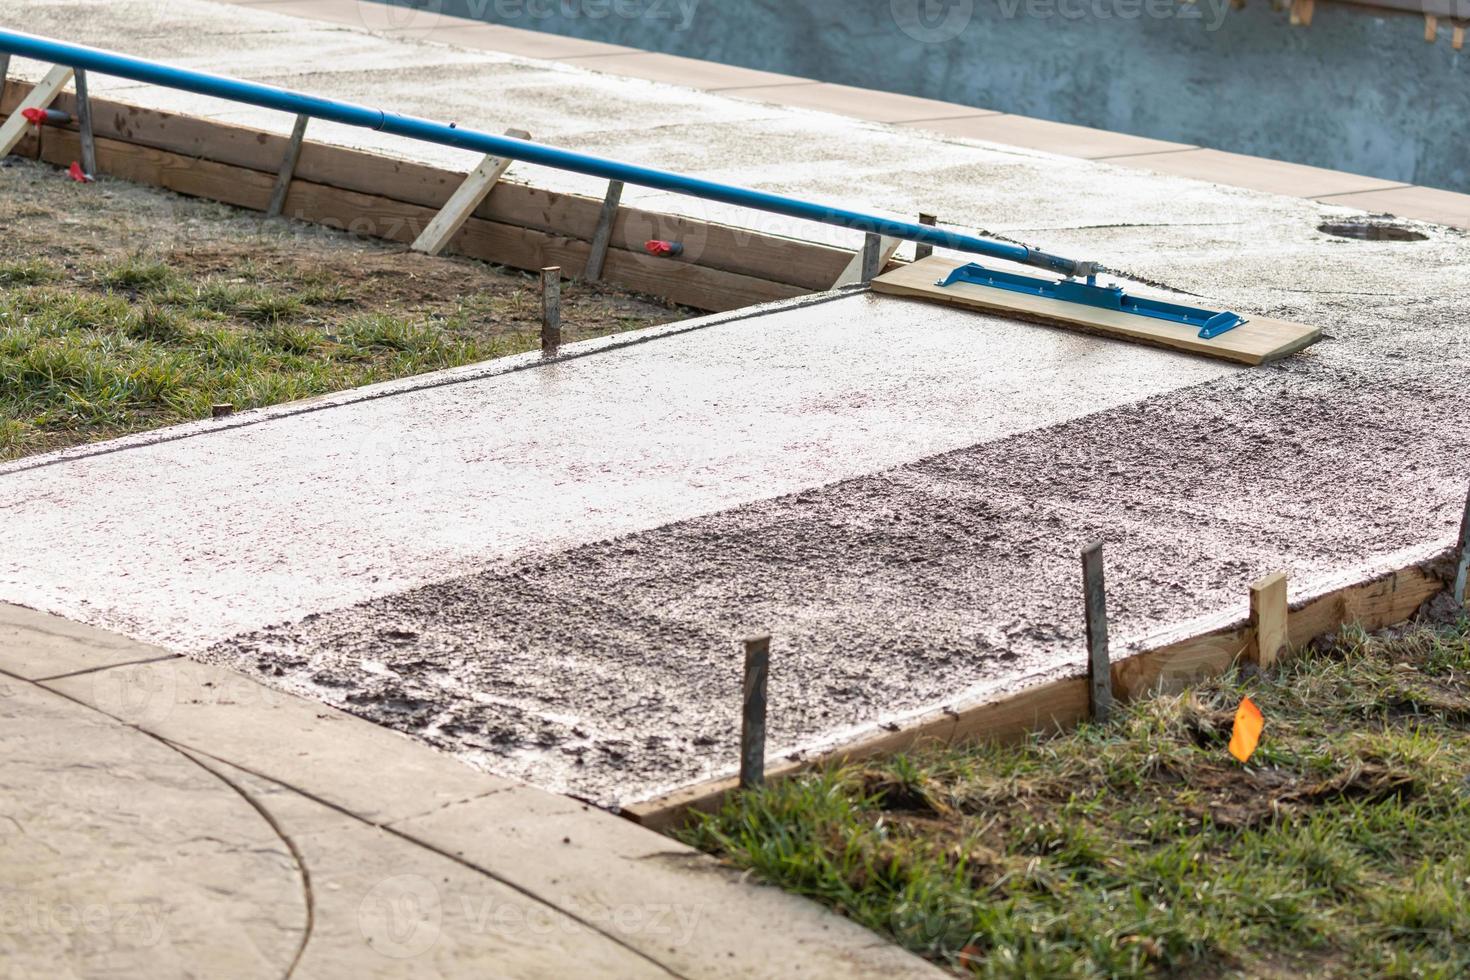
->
871, 255, 1322, 366
412, 128, 531, 256
0, 65, 74, 157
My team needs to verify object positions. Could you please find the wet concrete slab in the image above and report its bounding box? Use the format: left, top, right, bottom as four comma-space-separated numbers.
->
5, 199, 1469, 805
2, 0, 1469, 807
0, 294, 1232, 651
203, 347, 1469, 806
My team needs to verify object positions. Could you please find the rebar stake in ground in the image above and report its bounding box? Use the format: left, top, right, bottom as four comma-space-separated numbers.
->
1082, 542, 1112, 723
541, 267, 561, 355
1455, 482, 1470, 608
740, 635, 770, 790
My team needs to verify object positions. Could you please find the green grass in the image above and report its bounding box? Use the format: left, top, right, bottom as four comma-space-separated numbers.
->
0, 252, 659, 459
680, 618, 1470, 978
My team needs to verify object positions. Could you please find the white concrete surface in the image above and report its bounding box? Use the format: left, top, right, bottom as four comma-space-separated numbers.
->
0, 294, 1232, 650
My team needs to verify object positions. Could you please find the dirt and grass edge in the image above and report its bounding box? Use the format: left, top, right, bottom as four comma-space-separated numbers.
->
625, 539, 1467, 832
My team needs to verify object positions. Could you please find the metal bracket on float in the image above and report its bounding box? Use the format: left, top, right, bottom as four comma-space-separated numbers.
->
936, 262, 1246, 340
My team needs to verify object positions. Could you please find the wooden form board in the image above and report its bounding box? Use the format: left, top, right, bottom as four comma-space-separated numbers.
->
871, 255, 1323, 366
26, 125, 805, 312
0, 80, 853, 306
626, 554, 1451, 831
0, 65, 73, 157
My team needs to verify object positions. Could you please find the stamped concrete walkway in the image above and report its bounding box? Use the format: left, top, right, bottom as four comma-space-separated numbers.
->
0, 602, 939, 977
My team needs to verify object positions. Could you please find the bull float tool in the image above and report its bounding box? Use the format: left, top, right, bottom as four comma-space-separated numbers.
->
0, 29, 1319, 364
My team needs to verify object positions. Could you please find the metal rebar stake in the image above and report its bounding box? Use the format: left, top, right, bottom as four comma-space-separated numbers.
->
739, 635, 770, 790
860, 232, 883, 284
583, 179, 623, 282
540, 266, 561, 354
915, 213, 937, 261
1082, 541, 1113, 722
1455, 482, 1470, 608
267, 113, 309, 218
74, 67, 96, 177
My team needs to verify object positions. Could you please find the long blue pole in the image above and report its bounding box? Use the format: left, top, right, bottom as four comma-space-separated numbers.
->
0, 29, 1096, 278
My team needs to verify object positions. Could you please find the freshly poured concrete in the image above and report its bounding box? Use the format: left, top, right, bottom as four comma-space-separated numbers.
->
0, 295, 1233, 650
2, 0, 1469, 806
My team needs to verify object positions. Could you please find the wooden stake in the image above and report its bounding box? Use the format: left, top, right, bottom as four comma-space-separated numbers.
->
0, 54, 11, 112
914, 213, 937, 262
1454, 482, 1470, 608
540, 266, 561, 354
1453, 22, 1465, 51
266, 113, 309, 219
583, 179, 624, 282
412, 127, 530, 256
211, 403, 235, 418
1289, 0, 1314, 26
740, 635, 770, 790
1081, 541, 1113, 723
832, 233, 900, 287
1425, 14, 1439, 42
0, 65, 74, 158
1248, 572, 1289, 669
74, 69, 97, 178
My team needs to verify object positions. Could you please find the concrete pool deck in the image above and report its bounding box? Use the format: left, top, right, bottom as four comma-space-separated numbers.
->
217, 0, 1470, 231
2, 1, 1469, 805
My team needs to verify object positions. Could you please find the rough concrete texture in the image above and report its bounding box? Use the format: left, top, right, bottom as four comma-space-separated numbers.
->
208, 289, 1470, 804
1, 605, 941, 977
1, 1, 1468, 805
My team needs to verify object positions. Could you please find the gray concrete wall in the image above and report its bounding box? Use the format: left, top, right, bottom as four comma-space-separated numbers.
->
399, 0, 1470, 192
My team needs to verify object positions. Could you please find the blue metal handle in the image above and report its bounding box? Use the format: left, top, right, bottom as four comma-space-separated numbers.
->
0, 28, 1095, 279
936, 261, 1244, 338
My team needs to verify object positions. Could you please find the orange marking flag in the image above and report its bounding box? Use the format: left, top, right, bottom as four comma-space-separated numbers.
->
1229, 697, 1264, 763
